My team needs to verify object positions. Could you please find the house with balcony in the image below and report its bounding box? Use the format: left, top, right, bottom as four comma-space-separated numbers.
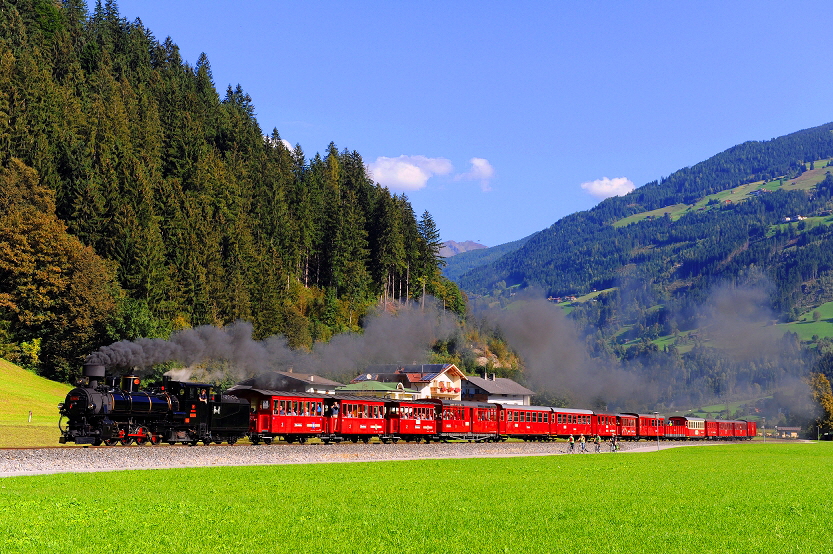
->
351, 364, 465, 400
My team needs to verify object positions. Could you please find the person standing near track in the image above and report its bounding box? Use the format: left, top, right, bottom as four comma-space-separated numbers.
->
594, 434, 601, 453
579, 434, 587, 453
568, 434, 575, 453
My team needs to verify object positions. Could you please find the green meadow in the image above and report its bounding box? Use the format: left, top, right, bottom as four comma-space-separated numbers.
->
0, 443, 828, 553
0, 359, 70, 448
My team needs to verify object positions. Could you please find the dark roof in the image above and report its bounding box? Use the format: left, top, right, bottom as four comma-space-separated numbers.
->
463, 376, 534, 396
337, 381, 404, 392
225, 388, 329, 399
236, 371, 343, 390
495, 404, 552, 412
365, 364, 451, 374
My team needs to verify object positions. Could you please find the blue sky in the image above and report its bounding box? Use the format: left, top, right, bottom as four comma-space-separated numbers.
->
117, 1, 833, 247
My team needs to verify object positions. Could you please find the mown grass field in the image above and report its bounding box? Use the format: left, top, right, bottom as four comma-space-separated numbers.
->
0, 359, 70, 448
0, 443, 828, 553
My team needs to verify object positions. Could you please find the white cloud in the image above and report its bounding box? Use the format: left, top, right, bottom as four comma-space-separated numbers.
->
367, 155, 453, 191
580, 176, 635, 199
456, 157, 495, 192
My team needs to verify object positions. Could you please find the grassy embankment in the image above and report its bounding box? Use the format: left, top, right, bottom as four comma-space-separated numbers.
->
0, 359, 70, 448
0, 442, 828, 553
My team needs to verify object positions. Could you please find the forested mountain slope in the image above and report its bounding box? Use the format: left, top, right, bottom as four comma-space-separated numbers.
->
0, 1, 461, 381
459, 123, 833, 321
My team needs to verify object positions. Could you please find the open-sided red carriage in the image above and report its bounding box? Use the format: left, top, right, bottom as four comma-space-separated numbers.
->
230, 389, 326, 444
385, 400, 437, 443
327, 396, 387, 443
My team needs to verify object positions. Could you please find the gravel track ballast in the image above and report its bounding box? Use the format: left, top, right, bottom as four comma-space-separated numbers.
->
0, 440, 714, 477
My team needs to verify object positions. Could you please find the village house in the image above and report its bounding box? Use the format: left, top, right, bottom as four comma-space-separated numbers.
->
461, 374, 535, 405
351, 364, 465, 400
775, 426, 802, 439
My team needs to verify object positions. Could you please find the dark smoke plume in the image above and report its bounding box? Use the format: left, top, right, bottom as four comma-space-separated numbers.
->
86, 300, 459, 380
483, 290, 641, 408
698, 282, 781, 360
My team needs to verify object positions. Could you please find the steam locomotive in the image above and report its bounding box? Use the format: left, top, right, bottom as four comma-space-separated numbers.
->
58, 363, 250, 446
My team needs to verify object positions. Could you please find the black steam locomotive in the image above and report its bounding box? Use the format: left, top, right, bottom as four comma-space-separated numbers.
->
58, 363, 250, 446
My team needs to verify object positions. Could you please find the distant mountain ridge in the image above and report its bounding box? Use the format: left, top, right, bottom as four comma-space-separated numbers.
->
442, 235, 532, 282
440, 240, 487, 258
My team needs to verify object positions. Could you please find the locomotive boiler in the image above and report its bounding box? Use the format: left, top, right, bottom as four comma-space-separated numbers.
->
58, 363, 250, 446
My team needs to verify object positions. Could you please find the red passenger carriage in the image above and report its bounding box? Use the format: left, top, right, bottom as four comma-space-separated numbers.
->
731, 420, 748, 439
616, 414, 637, 439
715, 420, 734, 439
498, 405, 552, 441
592, 413, 618, 438
551, 408, 593, 438
667, 416, 706, 439
627, 413, 664, 439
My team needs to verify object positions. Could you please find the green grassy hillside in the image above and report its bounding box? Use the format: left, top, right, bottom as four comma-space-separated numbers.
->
0, 359, 70, 447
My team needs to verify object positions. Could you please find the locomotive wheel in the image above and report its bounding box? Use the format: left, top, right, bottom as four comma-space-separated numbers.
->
134, 427, 150, 446
92, 438, 103, 446
120, 436, 133, 446
189, 439, 199, 447
350, 437, 359, 443
104, 438, 119, 446
361, 437, 369, 444
263, 437, 273, 445
202, 439, 212, 446
214, 440, 223, 444
168, 441, 176, 445
381, 438, 389, 444
227, 438, 237, 445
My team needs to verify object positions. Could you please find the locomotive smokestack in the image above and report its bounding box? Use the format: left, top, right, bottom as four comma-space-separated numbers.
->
82, 363, 105, 388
